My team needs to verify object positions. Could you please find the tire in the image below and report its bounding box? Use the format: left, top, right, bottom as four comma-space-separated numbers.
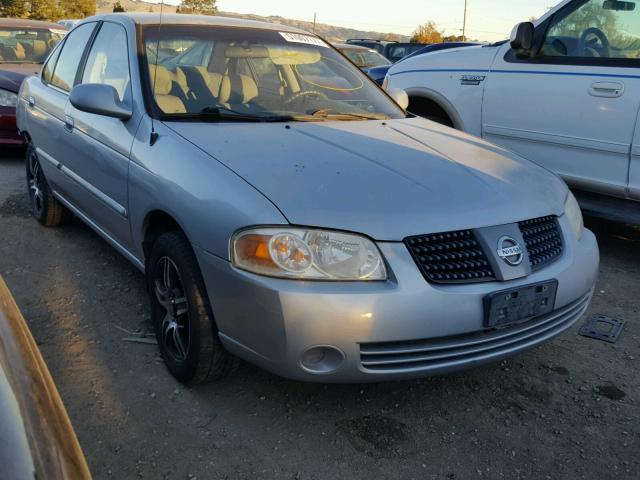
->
146, 231, 239, 384
26, 144, 71, 227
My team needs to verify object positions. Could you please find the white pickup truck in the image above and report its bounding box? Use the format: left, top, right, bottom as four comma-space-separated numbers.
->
386, 0, 640, 221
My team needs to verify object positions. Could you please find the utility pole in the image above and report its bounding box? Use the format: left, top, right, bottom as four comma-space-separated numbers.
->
313, 12, 317, 33
462, 0, 468, 41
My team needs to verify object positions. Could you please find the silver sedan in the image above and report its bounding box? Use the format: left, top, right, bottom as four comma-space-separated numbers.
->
17, 13, 599, 384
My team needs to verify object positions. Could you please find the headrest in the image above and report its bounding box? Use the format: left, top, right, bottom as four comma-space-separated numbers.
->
194, 66, 222, 95
32, 40, 47, 56
219, 74, 258, 104
149, 65, 174, 95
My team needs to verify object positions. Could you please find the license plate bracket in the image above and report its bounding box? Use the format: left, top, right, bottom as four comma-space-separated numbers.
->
484, 280, 558, 328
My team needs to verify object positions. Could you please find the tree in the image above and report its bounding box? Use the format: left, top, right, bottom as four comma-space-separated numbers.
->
1, 0, 27, 17
443, 34, 465, 42
113, 1, 125, 13
411, 21, 444, 44
30, 0, 61, 20
178, 0, 218, 16
62, 0, 96, 19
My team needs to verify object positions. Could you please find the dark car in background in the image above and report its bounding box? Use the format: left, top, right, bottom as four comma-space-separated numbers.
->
335, 43, 391, 75
367, 41, 481, 85
383, 42, 428, 62
344, 39, 427, 62
345, 38, 396, 55
0, 19, 66, 147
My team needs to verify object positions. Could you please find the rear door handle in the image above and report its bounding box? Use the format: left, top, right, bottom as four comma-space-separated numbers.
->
589, 81, 624, 98
64, 115, 74, 132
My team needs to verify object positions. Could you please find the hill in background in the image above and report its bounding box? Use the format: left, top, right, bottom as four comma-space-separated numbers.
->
96, 0, 409, 42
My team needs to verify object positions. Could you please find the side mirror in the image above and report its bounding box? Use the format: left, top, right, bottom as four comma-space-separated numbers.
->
510, 22, 535, 57
69, 84, 132, 120
387, 87, 409, 110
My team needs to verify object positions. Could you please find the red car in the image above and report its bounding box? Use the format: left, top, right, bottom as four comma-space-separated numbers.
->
0, 19, 66, 147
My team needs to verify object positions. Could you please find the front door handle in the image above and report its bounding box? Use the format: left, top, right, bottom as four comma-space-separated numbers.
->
589, 81, 624, 98
28, 96, 35, 108
64, 115, 74, 132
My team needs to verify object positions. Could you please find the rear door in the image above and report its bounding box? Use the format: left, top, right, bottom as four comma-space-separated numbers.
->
62, 21, 137, 247
483, 0, 640, 199
24, 23, 97, 194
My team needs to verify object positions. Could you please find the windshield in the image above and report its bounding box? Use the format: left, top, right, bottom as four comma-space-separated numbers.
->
142, 26, 405, 121
341, 48, 390, 68
0, 27, 65, 64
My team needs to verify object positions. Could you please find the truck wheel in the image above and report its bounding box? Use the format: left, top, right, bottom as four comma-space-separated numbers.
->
147, 231, 239, 384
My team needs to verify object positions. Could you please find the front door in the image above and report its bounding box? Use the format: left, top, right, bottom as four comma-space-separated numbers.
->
483, 0, 640, 198
63, 21, 137, 247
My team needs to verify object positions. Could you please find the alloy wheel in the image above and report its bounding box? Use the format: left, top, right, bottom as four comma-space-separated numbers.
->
27, 151, 44, 217
154, 256, 190, 362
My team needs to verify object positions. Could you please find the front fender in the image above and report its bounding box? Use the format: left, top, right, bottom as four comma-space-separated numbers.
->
404, 86, 466, 131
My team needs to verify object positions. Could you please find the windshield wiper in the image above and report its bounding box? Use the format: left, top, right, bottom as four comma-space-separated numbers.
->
197, 106, 293, 122
308, 109, 390, 121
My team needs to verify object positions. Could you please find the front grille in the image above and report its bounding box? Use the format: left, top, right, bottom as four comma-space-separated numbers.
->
518, 216, 563, 271
359, 291, 591, 373
404, 230, 495, 284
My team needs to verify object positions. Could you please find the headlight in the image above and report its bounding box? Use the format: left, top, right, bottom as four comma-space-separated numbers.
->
232, 227, 387, 281
564, 191, 584, 240
0, 89, 18, 108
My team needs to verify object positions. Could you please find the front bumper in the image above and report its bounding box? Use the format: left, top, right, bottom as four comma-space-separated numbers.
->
196, 216, 599, 383
0, 106, 24, 146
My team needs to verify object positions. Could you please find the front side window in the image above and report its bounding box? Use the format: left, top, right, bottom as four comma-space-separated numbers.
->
142, 26, 404, 121
50, 23, 96, 92
539, 0, 640, 60
81, 23, 130, 102
0, 27, 65, 64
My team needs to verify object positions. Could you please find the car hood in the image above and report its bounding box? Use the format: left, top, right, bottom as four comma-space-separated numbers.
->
388, 44, 495, 78
0, 64, 40, 92
166, 117, 567, 241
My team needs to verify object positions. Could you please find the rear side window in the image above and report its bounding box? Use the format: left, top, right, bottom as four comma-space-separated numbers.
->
42, 43, 62, 84
49, 23, 95, 92
81, 23, 130, 102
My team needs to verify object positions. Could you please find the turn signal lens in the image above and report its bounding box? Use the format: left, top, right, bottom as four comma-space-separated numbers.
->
564, 191, 584, 240
232, 228, 387, 281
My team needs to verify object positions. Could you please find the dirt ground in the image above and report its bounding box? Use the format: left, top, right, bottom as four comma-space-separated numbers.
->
1, 151, 638, 480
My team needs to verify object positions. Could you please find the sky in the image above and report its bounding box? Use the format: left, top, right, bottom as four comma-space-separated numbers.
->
152, 0, 557, 42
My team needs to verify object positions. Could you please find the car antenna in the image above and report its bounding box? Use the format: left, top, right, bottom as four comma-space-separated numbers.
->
150, 0, 165, 146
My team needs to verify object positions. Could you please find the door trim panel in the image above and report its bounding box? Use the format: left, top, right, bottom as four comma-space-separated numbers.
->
37, 147, 127, 218
59, 165, 127, 217
483, 124, 630, 155
52, 190, 144, 271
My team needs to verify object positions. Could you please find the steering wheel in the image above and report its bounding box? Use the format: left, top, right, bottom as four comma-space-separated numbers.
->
579, 27, 611, 58
284, 90, 328, 105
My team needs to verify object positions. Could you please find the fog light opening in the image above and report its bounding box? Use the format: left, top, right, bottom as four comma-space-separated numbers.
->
300, 346, 344, 374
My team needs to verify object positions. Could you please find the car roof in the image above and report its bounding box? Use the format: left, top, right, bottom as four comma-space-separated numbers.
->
89, 13, 311, 35
0, 18, 66, 30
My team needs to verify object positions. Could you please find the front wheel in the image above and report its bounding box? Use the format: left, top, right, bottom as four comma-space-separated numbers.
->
147, 231, 239, 384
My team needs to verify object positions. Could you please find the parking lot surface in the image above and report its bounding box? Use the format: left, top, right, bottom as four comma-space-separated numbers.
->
0, 152, 638, 480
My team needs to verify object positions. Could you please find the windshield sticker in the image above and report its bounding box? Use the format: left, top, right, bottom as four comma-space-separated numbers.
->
279, 32, 329, 48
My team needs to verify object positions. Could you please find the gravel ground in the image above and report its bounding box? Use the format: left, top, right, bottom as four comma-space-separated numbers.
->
1, 151, 638, 480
